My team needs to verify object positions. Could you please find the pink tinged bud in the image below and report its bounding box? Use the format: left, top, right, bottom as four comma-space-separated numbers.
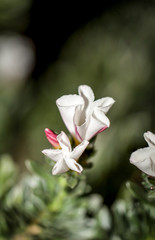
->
45, 128, 60, 148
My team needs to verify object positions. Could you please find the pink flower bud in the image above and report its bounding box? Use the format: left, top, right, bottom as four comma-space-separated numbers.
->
45, 128, 60, 148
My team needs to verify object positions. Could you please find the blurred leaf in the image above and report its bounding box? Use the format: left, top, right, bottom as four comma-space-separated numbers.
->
66, 174, 78, 189
126, 181, 147, 202
98, 205, 112, 231
0, 154, 18, 198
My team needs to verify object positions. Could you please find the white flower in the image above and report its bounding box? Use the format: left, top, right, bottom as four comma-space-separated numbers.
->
130, 131, 155, 177
42, 131, 89, 175
56, 85, 115, 141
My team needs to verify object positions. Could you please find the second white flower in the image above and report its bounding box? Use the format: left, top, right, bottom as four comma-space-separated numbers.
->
42, 131, 89, 175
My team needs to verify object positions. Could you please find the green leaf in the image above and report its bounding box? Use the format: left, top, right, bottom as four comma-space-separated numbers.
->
0, 154, 18, 198
66, 174, 78, 189
126, 181, 147, 201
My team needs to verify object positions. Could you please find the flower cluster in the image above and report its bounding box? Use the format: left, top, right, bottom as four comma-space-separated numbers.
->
42, 85, 115, 175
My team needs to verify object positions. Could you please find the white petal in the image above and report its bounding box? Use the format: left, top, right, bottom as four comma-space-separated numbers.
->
144, 131, 155, 147
93, 109, 110, 127
78, 85, 95, 103
42, 149, 62, 162
93, 97, 115, 114
77, 109, 110, 140
76, 85, 94, 124
52, 158, 69, 175
57, 131, 71, 151
75, 124, 83, 142
130, 147, 155, 177
76, 121, 88, 140
74, 104, 86, 127
56, 94, 83, 137
64, 157, 83, 173
71, 140, 89, 160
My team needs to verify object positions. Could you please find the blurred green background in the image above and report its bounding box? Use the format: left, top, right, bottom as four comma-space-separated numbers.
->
0, 0, 155, 207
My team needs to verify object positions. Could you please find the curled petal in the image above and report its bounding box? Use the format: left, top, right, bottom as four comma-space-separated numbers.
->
56, 94, 83, 137
76, 109, 110, 141
93, 109, 110, 127
45, 128, 60, 148
76, 121, 88, 141
64, 157, 83, 174
93, 97, 115, 114
71, 140, 89, 160
75, 124, 83, 142
74, 104, 85, 128
78, 85, 95, 103
144, 131, 155, 147
57, 131, 72, 151
78, 85, 94, 122
42, 149, 62, 162
130, 147, 155, 177
52, 158, 69, 175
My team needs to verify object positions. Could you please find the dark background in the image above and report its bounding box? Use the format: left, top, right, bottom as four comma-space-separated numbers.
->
26, 0, 126, 79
